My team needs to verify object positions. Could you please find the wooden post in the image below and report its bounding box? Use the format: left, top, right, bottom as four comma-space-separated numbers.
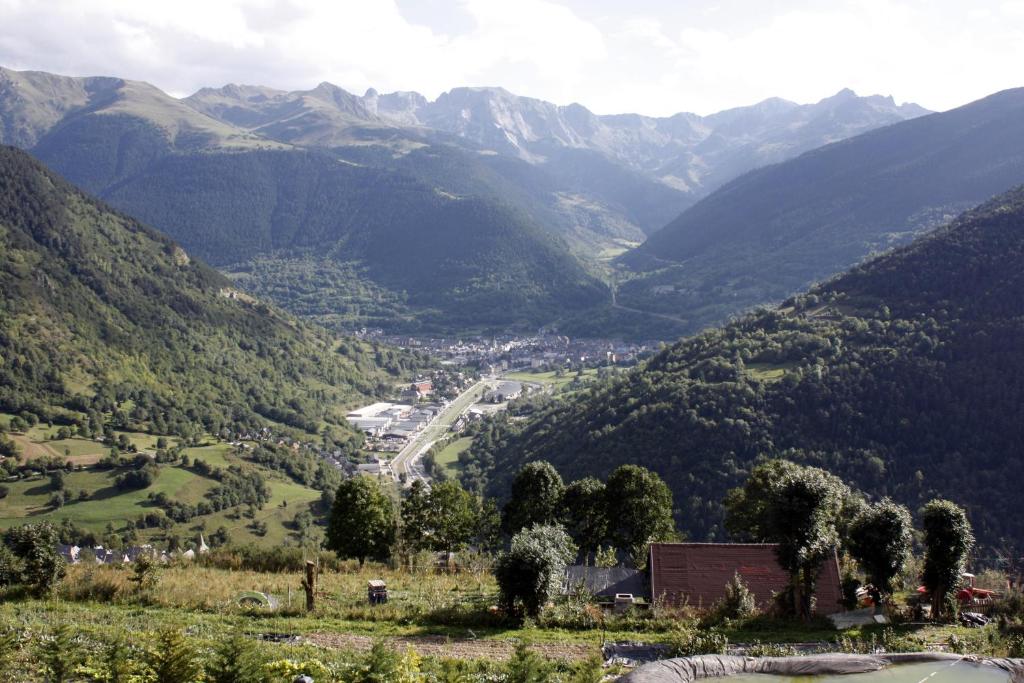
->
302, 560, 317, 612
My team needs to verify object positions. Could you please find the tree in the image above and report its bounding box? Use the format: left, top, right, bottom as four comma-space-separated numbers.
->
495, 524, 576, 618
3, 522, 66, 596
847, 499, 913, 607
763, 467, 848, 620
429, 481, 478, 553
502, 461, 565, 535
724, 460, 804, 541
147, 629, 203, 683
400, 480, 432, 553
473, 497, 502, 552
604, 465, 675, 565
562, 477, 608, 563
326, 476, 397, 566
505, 643, 551, 683
37, 624, 79, 683
207, 632, 269, 683
921, 499, 974, 620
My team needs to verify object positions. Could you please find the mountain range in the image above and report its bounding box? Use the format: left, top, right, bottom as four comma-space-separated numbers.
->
1, 65, 929, 336
619, 87, 1024, 337
461, 185, 1024, 549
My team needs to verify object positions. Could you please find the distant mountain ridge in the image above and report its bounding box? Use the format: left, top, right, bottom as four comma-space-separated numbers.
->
186, 80, 928, 200
616, 86, 1024, 337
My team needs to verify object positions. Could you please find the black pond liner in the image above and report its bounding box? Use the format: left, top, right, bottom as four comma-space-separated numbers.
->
621, 653, 1024, 682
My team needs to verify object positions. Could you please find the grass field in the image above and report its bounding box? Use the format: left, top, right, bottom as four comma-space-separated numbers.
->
434, 437, 473, 477
745, 363, 796, 383
0, 423, 325, 547
502, 368, 605, 389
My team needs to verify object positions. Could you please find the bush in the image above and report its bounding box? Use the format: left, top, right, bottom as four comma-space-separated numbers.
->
667, 625, 729, 657
207, 632, 269, 683
3, 522, 66, 596
495, 524, 576, 619
715, 572, 757, 621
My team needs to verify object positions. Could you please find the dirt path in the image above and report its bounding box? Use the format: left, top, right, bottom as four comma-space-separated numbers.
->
306, 632, 598, 661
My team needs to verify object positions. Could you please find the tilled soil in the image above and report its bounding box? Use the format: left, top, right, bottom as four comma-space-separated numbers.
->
305, 632, 598, 661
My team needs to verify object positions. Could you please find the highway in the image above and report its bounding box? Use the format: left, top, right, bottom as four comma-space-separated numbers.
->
388, 377, 496, 485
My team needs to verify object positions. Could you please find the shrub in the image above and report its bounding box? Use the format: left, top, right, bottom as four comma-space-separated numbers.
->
3, 522, 66, 596
496, 524, 576, 619
745, 641, 797, 657
667, 626, 729, 657
207, 632, 269, 683
715, 572, 757, 621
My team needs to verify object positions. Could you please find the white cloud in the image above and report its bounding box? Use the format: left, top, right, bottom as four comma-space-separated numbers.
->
0, 0, 1021, 115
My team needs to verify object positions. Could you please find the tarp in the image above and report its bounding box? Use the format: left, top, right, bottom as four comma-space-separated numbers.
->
621, 654, 1024, 683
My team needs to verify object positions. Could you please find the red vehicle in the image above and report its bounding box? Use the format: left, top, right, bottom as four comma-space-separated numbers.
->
917, 573, 996, 605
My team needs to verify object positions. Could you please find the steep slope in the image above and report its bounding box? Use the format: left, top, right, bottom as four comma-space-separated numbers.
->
187, 81, 924, 234
413, 86, 926, 197
0, 145, 418, 442
94, 149, 608, 333
620, 87, 1024, 335
464, 188, 1024, 548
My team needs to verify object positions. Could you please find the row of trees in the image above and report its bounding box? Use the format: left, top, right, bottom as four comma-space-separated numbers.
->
325, 477, 498, 567
324, 460, 677, 571
501, 462, 676, 564
725, 459, 974, 620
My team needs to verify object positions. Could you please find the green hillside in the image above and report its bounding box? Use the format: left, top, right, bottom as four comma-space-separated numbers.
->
618, 87, 1024, 336
463, 188, 1024, 549
92, 149, 609, 333
0, 145, 420, 442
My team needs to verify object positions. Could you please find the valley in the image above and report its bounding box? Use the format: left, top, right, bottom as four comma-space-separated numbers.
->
1, 14, 1024, 679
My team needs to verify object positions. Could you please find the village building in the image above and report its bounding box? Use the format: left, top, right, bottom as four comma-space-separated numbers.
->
484, 381, 523, 403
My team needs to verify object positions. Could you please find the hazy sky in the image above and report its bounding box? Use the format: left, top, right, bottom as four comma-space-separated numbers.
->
1, 0, 1022, 116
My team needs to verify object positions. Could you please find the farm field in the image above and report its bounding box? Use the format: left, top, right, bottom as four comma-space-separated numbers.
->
0, 423, 325, 547
0, 562, 1002, 682
502, 368, 605, 389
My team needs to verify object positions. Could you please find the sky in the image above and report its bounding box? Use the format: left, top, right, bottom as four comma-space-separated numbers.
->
0, 0, 1022, 116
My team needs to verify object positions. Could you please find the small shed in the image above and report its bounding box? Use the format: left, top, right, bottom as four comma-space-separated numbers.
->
648, 542, 844, 615
562, 566, 647, 600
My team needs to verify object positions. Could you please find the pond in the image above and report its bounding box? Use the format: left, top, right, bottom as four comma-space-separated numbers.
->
726, 661, 1009, 683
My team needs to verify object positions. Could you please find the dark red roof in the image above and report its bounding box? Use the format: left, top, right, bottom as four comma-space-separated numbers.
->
648, 543, 844, 615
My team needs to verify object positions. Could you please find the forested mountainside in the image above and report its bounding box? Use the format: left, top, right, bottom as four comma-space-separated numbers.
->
462, 188, 1024, 550
618, 88, 1024, 337
0, 146, 423, 443
94, 149, 609, 333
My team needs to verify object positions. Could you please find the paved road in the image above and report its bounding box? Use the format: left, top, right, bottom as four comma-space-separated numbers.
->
389, 377, 495, 485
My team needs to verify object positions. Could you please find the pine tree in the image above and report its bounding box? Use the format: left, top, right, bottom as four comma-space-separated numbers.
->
37, 624, 79, 683
206, 632, 268, 683
147, 629, 203, 683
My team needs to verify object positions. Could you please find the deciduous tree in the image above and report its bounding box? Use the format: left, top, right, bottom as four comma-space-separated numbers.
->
921, 498, 974, 620
326, 477, 396, 566
604, 465, 675, 565
502, 461, 564, 535
495, 524, 576, 618
847, 499, 913, 607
